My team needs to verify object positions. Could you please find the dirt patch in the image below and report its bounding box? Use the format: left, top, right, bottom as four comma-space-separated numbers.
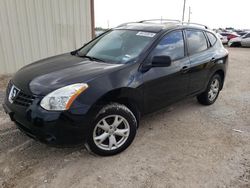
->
0, 75, 11, 90
0, 48, 250, 188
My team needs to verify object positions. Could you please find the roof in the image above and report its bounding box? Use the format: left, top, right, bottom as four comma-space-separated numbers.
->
116, 23, 168, 33
115, 19, 210, 33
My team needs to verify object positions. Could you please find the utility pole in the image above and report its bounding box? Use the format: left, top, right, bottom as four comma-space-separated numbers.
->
107, 20, 110, 29
188, 6, 192, 23
182, 0, 186, 22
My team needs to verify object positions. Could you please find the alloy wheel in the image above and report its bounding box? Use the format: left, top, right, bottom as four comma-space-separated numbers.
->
208, 78, 220, 101
93, 115, 130, 151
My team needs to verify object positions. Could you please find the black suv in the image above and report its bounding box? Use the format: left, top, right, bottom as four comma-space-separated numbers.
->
3, 20, 228, 156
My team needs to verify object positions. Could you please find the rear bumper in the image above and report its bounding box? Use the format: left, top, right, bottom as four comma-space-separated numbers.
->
3, 99, 92, 146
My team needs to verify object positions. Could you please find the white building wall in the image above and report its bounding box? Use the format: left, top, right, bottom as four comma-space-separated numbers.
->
0, 0, 92, 74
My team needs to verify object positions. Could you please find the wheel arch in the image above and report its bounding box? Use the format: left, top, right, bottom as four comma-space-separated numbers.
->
213, 69, 225, 90
205, 68, 225, 92
87, 87, 143, 124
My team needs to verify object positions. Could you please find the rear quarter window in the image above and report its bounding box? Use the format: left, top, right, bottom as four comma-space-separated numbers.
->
206, 32, 217, 46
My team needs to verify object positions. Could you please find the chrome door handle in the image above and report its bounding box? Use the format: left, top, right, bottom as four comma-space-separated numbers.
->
210, 57, 216, 63
181, 66, 189, 73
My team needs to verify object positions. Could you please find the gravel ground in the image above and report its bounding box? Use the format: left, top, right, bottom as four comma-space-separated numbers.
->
0, 48, 250, 188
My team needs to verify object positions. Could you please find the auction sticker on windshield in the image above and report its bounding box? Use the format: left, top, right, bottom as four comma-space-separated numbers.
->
136, 31, 156, 38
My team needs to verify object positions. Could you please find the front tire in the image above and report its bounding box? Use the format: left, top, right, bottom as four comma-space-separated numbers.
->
85, 103, 137, 156
197, 74, 222, 105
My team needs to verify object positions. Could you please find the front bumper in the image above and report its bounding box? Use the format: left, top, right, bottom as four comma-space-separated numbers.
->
3, 97, 92, 146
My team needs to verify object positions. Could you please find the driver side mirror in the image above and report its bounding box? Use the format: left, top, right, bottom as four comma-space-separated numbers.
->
152, 56, 172, 67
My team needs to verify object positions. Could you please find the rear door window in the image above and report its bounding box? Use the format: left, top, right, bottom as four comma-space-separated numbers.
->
186, 30, 208, 55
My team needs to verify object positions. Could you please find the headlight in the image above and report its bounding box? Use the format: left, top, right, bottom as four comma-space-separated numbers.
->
40, 83, 88, 111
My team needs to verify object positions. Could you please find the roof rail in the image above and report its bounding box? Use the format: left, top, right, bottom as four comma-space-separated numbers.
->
181, 22, 209, 29
116, 19, 181, 28
115, 19, 210, 30
116, 22, 137, 27
139, 19, 181, 24
139, 19, 209, 29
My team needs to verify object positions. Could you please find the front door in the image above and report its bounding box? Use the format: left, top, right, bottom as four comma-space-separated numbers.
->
142, 30, 190, 113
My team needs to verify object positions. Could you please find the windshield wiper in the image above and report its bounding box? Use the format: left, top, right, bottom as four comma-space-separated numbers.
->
79, 55, 105, 62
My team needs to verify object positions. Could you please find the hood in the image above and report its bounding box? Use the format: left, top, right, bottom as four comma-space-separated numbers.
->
12, 53, 123, 95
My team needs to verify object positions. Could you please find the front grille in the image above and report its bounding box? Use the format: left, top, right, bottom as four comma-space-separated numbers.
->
14, 91, 35, 107
7, 81, 36, 107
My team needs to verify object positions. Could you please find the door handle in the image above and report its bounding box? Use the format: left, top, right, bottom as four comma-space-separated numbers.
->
181, 66, 189, 74
210, 57, 216, 63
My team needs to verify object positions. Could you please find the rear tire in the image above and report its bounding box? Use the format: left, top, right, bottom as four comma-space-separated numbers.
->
197, 74, 222, 105
229, 42, 241, 47
85, 103, 137, 156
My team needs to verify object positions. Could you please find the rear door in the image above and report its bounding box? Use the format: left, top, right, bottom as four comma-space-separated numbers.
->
142, 30, 190, 113
185, 29, 216, 95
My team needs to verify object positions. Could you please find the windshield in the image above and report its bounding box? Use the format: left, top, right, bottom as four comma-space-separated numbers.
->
242, 33, 250, 38
77, 30, 156, 64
